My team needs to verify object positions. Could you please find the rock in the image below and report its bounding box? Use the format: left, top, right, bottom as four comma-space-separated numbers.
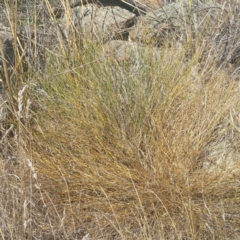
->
104, 40, 160, 62
140, 0, 163, 8
104, 40, 143, 61
69, 0, 147, 16
0, 25, 30, 74
202, 137, 240, 175
0, 28, 17, 122
129, 0, 240, 68
53, 0, 163, 19
129, 0, 222, 45
0, 24, 45, 78
0, 90, 7, 122
0, 28, 14, 72
60, 5, 136, 42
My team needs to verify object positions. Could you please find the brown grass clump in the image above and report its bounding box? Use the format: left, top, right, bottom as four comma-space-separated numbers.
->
0, 0, 240, 239
27, 39, 240, 239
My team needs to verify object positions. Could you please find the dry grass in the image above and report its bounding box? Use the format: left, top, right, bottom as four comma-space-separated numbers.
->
0, 0, 240, 239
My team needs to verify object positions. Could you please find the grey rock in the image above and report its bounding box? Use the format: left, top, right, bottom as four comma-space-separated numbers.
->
0, 30, 13, 122
202, 135, 240, 175
130, 0, 221, 45
0, 25, 42, 78
0, 30, 14, 72
60, 5, 136, 42
0, 91, 7, 122
129, 0, 240, 68
104, 39, 160, 61
55, 0, 147, 17
0, 26, 28, 76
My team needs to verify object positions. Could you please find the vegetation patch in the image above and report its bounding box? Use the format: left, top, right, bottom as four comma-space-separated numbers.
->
0, 0, 239, 239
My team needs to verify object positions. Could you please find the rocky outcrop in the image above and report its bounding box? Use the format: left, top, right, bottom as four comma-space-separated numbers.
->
60, 5, 136, 42
0, 0, 239, 75
53, 0, 150, 18
129, 0, 222, 45
70, 0, 147, 16
128, 0, 240, 66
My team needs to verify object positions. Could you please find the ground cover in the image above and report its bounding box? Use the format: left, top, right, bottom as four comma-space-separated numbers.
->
0, 0, 240, 239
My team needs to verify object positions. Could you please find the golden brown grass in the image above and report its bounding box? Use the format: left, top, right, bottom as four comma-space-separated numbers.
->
0, 0, 240, 239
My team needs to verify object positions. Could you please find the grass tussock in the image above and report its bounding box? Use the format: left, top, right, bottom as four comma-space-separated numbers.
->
0, 1, 240, 239
27, 40, 240, 239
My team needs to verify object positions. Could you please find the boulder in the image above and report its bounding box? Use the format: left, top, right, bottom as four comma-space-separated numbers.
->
129, 0, 240, 68
60, 5, 136, 42
202, 140, 240, 175
129, 0, 222, 45
53, 0, 163, 18
67, 0, 148, 16
0, 29, 14, 72
0, 25, 29, 74
104, 39, 160, 62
